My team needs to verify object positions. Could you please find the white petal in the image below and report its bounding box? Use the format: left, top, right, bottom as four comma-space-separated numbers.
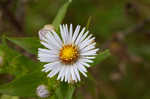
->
67, 67, 71, 83
68, 24, 73, 44
64, 24, 70, 44
64, 66, 69, 82
38, 48, 59, 62
80, 61, 90, 67
82, 56, 95, 59
81, 42, 96, 53
38, 56, 58, 63
38, 52, 58, 58
78, 34, 92, 48
76, 62, 87, 77
45, 32, 61, 49
70, 66, 76, 81
77, 31, 89, 45
42, 62, 60, 72
39, 30, 61, 49
38, 55, 58, 61
80, 58, 93, 63
50, 30, 62, 46
61, 67, 67, 81
75, 27, 85, 45
79, 36, 95, 50
73, 66, 80, 81
62, 24, 67, 44
60, 25, 66, 44
38, 48, 59, 55
40, 41, 53, 50
47, 65, 60, 77
38, 29, 48, 41
81, 48, 99, 56
72, 25, 80, 43
57, 65, 65, 80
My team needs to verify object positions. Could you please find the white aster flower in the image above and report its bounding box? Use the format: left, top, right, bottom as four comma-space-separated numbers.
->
38, 24, 99, 83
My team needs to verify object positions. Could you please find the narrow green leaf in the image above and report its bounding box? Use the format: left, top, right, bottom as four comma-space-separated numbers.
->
52, 0, 71, 30
92, 49, 111, 66
55, 83, 75, 99
7, 37, 41, 55
66, 86, 75, 99
86, 16, 92, 30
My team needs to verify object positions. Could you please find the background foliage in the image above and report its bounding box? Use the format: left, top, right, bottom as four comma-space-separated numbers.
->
0, 0, 150, 99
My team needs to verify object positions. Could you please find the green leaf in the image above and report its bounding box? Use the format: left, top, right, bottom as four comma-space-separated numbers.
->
0, 71, 45, 97
86, 16, 92, 30
0, 44, 40, 75
92, 49, 111, 66
55, 83, 75, 99
0, 39, 52, 97
52, 0, 71, 30
7, 37, 41, 55
1, 95, 19, 99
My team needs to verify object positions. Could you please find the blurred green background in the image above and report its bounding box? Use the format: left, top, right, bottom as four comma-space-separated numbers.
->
0, 0, 150, 99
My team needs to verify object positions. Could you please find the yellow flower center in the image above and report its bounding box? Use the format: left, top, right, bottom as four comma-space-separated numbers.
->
59, 44, 79, 64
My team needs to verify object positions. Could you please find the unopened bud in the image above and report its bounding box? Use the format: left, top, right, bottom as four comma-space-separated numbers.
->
39, 24, 55, 41
38, 29, 48, 41
43, 24, 55, 30
36, 84, 50, 98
